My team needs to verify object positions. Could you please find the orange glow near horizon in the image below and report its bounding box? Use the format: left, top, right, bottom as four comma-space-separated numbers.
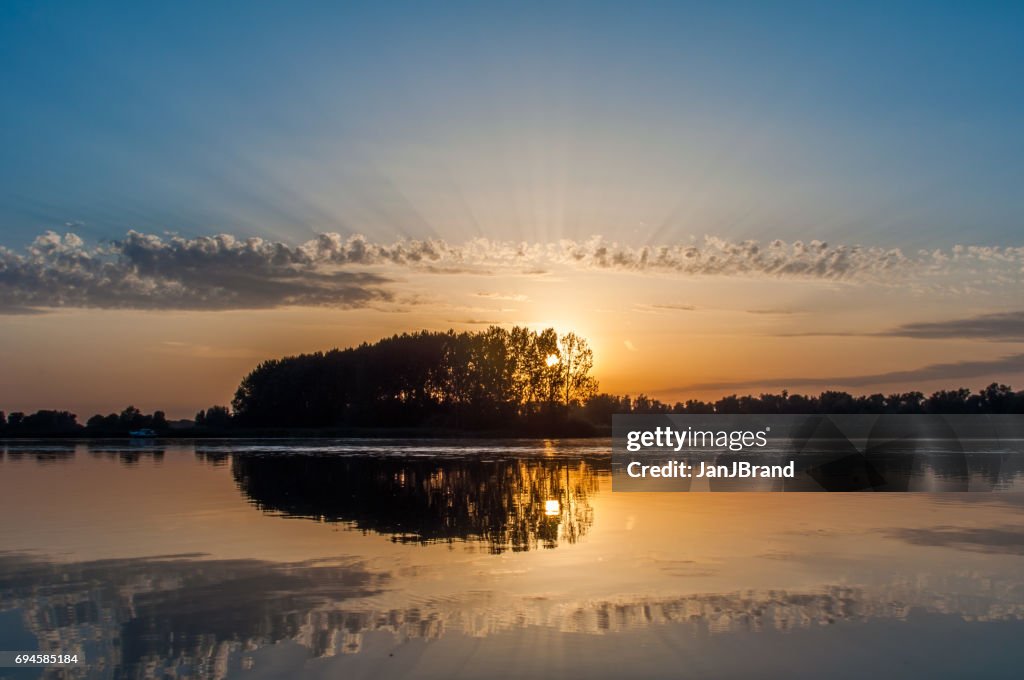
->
0, 263, 1021, 419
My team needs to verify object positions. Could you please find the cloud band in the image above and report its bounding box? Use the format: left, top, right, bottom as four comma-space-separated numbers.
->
1, 230, 1021, 313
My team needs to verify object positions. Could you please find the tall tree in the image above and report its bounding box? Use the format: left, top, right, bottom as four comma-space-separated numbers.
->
558, 332, 598, 407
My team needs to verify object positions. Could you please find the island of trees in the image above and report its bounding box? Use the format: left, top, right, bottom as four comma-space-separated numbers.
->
1, 326, 1023, 437
230, 327, 598, 430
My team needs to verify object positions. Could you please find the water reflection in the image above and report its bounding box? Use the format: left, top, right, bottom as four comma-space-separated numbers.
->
2, 441, 1024, 679
0, 441, 168, 466
0, 442, 76, 464
87, 441, 166, 465
231, 453, 603, 553
2, 552, 1024, 679
0, 552, 389, 678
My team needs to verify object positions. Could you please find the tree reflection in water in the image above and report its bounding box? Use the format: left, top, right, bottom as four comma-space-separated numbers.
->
231, 453, 605, 552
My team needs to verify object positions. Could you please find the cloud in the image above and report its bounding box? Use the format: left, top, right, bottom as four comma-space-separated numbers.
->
639, 303, 698, 313
881, 311, 1024, 342
0, 231, 391, 313
778, 310, 1024, 342
679, 353, 1024, 392
2, 229, 1022, 313
0, 303, 48, 315
747, 308, 802, 315
304, 233, 1024, 284
155, 340, 263, 360
475, 292, 530, 302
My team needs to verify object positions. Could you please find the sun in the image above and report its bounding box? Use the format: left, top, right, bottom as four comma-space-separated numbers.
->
545, 354, 560, 367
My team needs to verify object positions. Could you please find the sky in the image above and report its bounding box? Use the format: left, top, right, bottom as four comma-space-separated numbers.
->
1, 1, 1023, 418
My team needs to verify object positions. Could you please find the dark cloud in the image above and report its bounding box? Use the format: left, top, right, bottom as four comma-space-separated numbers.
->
882, 311, 1024, 342
0, 303, 48, 315
680, 353, 1024, 392
0, 231, 392, 313
777, 311, 1024, 342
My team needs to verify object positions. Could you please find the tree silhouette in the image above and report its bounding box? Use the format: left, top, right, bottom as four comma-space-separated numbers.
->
230, 326, 602, 429
558, 332, 598, 407
196, 405, 231, 428
82, 406, 168, 435
586, 382, 1023, 417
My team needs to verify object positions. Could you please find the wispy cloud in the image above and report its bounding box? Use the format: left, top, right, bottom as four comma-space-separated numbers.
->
635, 303, 698, 313
302, 233, 1024, 284
881, 311, 1024, 342
155, 341, 263, 360
746, 308, 803, 315
474, 292, 530, 302
2, 230, 1022, 313
446, 318, 501, 326
777, 310, 1024, 342
678, 353, 1024, 392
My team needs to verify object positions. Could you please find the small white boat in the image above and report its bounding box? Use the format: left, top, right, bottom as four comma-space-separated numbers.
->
129, 428, 157, 438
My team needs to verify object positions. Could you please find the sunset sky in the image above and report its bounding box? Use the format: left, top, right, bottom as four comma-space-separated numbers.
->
2, 1, 1023, 418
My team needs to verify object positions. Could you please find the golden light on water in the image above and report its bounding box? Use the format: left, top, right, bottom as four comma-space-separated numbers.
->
544, 499, 560, 516
545, 354, 560, 367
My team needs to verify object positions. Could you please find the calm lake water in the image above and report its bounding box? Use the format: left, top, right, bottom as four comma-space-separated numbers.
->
2, 439, 1024, 679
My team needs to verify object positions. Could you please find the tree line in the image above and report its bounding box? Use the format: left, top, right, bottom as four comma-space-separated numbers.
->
578, 383, 1024, 423
0, 405, 168, 436
2, 326, 1023, 436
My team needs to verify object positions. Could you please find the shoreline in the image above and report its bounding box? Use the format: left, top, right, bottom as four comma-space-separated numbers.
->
0, 425, 613, 441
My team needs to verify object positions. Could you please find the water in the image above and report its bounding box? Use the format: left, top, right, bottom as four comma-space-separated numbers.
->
1, 439, 1024, 679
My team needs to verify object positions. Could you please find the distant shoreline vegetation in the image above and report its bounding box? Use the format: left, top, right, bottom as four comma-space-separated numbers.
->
2, 326, 1023, 438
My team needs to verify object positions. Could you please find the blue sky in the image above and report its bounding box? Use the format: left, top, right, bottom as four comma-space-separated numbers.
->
2, 1, 1022, 249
